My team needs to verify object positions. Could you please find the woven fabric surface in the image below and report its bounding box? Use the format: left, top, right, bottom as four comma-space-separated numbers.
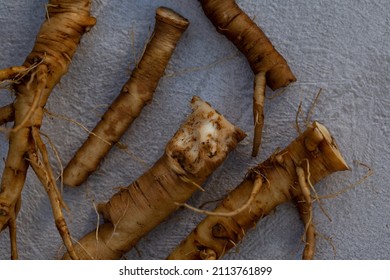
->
0, 0, 388, 259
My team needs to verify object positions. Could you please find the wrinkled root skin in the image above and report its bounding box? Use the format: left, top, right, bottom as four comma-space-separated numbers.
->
167, 122, 349, 260
63, 7, 190, 187
199, 0, 296, 157
62, 96, 245, 260
0, 0, 95, 259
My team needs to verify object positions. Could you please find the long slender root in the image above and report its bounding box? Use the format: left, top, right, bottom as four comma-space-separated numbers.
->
30, 128, 67, 210
252, 72, 266, 157
27, 128, 77, 259
39, 131, 65, 194
301, 159, 332, 222
63, 7, 190, 187
9, 218, 18, 260
295, 165, 315, 260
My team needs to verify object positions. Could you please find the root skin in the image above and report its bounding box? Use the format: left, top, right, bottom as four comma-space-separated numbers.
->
167, 122, 349, 260
0, 104, 15, 126
295, 165, 315, 260
0, 66, 28, 82
252, 72, 266, 157
199, 0, 296, 157
62, 96, 245, 260
63, 7, 189, 187
0, 0, 95, 259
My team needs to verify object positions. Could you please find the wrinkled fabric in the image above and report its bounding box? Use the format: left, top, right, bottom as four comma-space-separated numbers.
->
0, 0, 388, 259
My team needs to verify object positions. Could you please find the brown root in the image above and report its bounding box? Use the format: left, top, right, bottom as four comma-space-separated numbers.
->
167, 121, 349, 260
252, 72, 266, 157
27, 128, 77, 259
9, 201, 20, 260
12, 65, 47, 133
62, 96, 245, 260
0, 104, 15, 126
199, 0, 296, 157
0, 0, 95, 259
295, 165, 315, 260
63, 7, 190, 187
0, 66, 28, 84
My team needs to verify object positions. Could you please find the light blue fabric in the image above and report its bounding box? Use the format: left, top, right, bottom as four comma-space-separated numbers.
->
0, 0, 388, 259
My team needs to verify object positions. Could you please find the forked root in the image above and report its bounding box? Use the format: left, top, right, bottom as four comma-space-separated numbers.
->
27, 128, 77, 259
199, 0, 296, 157
0, 0, 95, 259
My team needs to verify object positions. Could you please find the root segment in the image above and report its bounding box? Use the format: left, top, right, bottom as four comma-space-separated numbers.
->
295, 165, 315, 260
167, 122, 348, 260
63, 7, 190, 187
62, 96, 245, 259
252, 72, 266, 157
9, 220, 18, 260
0, 104, 15, 126
0, 0, 95, 259
27, 128, 77, 259
0, 66, 28, 82
199, 0, 296, 157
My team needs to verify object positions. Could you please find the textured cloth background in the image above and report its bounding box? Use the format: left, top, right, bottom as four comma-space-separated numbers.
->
0, 0, 389, 260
